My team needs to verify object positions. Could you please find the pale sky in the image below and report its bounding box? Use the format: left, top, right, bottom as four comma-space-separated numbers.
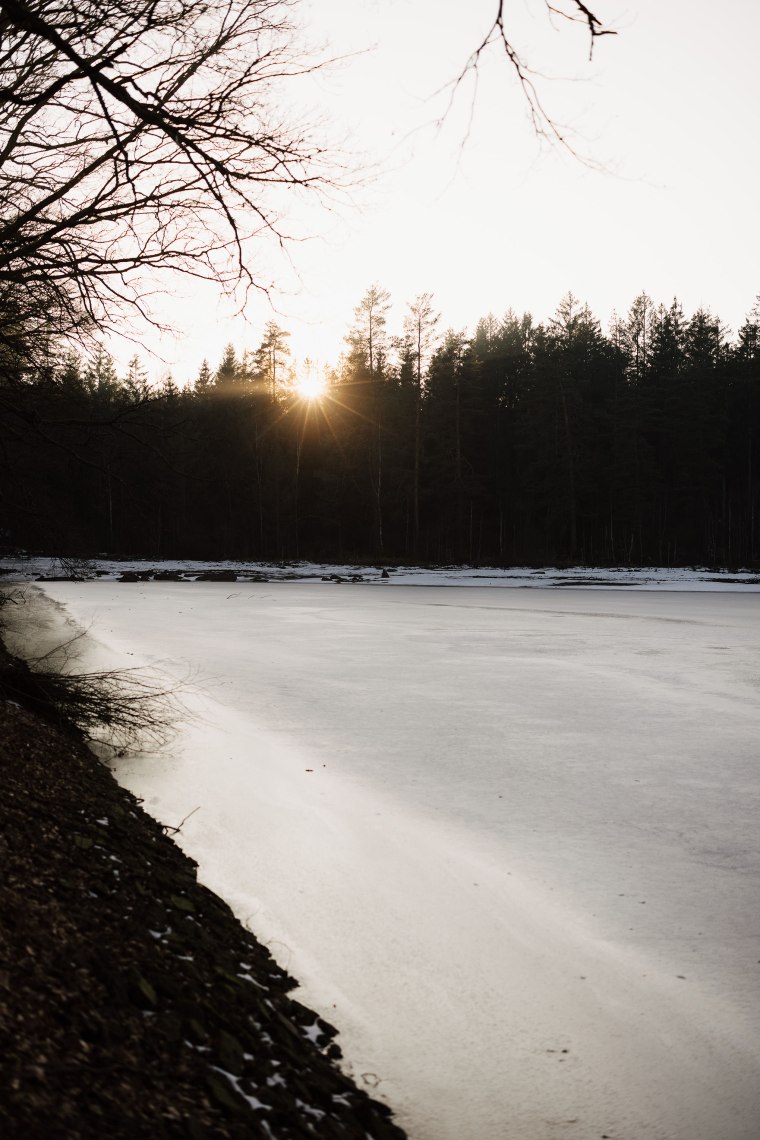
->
120, 0, 760, 384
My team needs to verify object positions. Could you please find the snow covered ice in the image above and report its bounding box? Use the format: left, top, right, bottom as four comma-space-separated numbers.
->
12, 572, 760, 1140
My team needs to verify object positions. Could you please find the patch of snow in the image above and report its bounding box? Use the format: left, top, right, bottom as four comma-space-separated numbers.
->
210, 1066, 270, 1113
295, 1096, 326, 1120
236, 972, 265, 988
300, 1020, 324, 1045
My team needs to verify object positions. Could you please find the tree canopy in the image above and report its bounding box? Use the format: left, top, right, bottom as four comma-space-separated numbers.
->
0, 0, 332, 358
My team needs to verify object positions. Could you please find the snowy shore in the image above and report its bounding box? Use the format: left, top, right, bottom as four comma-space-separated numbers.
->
2, 554, 760, 590
0, 644, 406, 1137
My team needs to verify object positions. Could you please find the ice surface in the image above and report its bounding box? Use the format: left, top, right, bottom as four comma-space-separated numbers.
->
13, 581, 760, 1140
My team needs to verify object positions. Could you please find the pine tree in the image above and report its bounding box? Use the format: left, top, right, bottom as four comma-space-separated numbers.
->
730, 298, 760, 562
346, 285, 392, 554
124, 354, 149, 399
195, 359, 212, 392
254, 323, 290, 399
215, 344, 239, 390
404, 293, 439, 553
425, 330, 472, 558
84, 346, 120, 397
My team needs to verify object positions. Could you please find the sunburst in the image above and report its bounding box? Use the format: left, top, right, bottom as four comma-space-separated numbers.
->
294, 371, 327, 401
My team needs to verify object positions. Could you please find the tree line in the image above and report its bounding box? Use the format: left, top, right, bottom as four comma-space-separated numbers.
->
2, 289, 759, 568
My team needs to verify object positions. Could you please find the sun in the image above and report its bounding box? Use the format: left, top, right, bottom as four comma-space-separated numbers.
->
294, 371, 327, 401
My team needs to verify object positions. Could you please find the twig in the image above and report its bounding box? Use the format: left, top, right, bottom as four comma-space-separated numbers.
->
163, 806, 200, 836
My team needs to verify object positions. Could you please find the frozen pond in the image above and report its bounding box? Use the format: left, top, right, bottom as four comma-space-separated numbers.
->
16, 582, 760, 1139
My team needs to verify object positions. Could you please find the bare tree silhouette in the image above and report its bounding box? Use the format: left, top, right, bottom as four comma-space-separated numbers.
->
449, 1, 615, 154
0, 0, 334, 355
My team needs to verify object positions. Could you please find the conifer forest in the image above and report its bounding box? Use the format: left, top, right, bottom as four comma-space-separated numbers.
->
3, 290, 759, 568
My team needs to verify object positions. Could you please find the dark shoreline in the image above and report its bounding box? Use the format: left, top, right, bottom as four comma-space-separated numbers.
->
0, 642, 407, 1138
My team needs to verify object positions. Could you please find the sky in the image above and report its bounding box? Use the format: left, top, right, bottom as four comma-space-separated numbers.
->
122, 0, 760, 385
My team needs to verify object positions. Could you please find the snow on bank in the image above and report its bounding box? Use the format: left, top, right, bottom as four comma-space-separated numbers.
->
11, 583, 760, 1140
2, 554, 760, 590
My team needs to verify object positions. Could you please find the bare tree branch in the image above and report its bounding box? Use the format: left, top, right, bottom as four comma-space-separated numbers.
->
446, 0, 616, 158
0, 0, 338, 355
